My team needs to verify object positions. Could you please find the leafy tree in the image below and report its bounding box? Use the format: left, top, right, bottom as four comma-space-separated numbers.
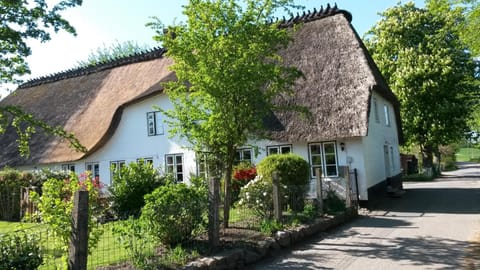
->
365, 0, 477, 174
148, 0, 303, 228
0, 0, 85, 156
77, 40, 151, 67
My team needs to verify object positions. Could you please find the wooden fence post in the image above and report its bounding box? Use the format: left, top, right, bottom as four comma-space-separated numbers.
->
272, 171, 282, 222
68, 190, 89, 270
208, 176, 220, 249
315, 168, 324, 216
344, 167, 352, 208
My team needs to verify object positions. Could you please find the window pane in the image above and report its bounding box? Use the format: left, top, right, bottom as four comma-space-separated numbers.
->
312, 165, 322, 177
177, 174, 183, 182
234, 151, 241, 162
325, 154, 336, 165
268, 147, 278, 155
167, 156, 174, 165
147, 112, 155, 135
326, 165, 337, 176
281, 146, 291, 154
176, 164, 183, 173
310, 144, 321, 155
166, 165, 174, 174
176, 155, 183, 164
323, 143, 335, 154
312, 155, 322, 165
243, 149, 252, 161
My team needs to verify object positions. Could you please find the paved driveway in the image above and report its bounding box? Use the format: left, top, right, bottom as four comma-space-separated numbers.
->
253, 162, 480, 269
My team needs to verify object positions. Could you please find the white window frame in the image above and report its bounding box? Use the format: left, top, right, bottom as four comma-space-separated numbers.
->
235, 148, 253, 164
146, 111, 164, 136
165, 154, 184, 182
266, 144, 292, 155
308, 142, 339, 178
196, 152, 208, 179
137, 157, 153, 165
85, 162, 100, 179
61, 163, 75, 173
110, 160, 126, 185
384, 104, 391, 127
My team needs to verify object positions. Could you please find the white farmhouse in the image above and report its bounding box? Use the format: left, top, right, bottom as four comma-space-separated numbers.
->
0, 5, 403, 207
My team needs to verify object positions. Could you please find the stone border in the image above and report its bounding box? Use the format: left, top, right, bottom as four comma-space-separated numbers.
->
182, 208, 358, 270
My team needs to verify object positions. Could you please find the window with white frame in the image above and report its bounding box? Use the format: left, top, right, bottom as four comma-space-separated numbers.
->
196, 153, 208, 179
267, 144, 292, 155
86, 162, 100, 179
137, 157, 153, 165
110, 160, 125, 185
308, 142, 338, 178
235, 148, 252, 164
373, 97, 380, 123
166, 154, 183, 182
384, 104, 391, 127
146, 111, 164, 136
61, 164, 75, 172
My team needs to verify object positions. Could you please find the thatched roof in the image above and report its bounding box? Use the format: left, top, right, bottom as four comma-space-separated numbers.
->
0, 4, 402, 167
269, 8, 402, 143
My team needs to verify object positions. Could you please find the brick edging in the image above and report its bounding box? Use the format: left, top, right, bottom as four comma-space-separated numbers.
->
182, 207, 358, 270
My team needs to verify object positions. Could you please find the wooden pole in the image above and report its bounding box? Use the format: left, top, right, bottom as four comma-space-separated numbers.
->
208, 176, 220, 249
315, 168, 323, 216
68, 190, 89, 270
272, 171, 282, 222
345, 167, 352, 208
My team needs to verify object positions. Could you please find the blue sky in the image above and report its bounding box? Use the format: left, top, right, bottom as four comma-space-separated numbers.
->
1, 0, 423, 97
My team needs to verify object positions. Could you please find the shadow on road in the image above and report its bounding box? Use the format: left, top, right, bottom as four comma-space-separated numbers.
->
370, 187, 480, 214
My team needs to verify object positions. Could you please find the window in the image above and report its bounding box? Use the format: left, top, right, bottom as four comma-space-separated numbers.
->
384, 104, 390, 127
110, 160, 125, 185
146, 111, 164, 136
308, 142, 338, 178
235, 148, 252, 164
373, 97, 379, 123
166, 154, 183, 182
267, 145, 292, 155
61, 164, 75, 172
86, 162, 100, 179
194, 153, 209, 179
137, 157, 153, 165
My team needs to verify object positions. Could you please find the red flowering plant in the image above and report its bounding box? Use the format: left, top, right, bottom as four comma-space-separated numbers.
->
231, 162, 257, 204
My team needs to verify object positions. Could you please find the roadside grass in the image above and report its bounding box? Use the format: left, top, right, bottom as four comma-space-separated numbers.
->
0, 220, 139, 269
456, 148, 480, 162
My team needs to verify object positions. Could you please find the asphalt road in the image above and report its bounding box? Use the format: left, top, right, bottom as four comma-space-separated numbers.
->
252, 162, 480, 270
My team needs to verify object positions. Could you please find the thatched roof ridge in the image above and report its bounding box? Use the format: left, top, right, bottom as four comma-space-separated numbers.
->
277, 3, 352, 27
19, 47, 166, 89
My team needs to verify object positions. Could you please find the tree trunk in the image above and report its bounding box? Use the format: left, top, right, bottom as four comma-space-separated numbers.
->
421, 144, 434, 176
223, 146, 235, 229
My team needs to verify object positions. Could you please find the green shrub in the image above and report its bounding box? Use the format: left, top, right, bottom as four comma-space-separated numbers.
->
257, 154, 310, 212
141, 182, 207, 246
0, 232, 43, 270
0, 168, 33, 221
260, 218, 283, 235
30, 172, 104, 267
109, 161, 166, 217
323, 190, 346, 214
112, 217, 157, 270
237, 175, 275, 219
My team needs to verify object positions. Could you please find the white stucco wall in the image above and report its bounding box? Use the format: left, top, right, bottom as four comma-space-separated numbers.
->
17, 91, 401, 203
362, 92, 401, 198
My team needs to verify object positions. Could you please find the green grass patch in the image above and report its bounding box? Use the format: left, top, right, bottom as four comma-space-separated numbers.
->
455, 148, 480, 162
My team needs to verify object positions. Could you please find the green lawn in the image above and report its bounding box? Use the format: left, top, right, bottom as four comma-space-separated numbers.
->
0, 220, 149, 270
455, 147, 480, 162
